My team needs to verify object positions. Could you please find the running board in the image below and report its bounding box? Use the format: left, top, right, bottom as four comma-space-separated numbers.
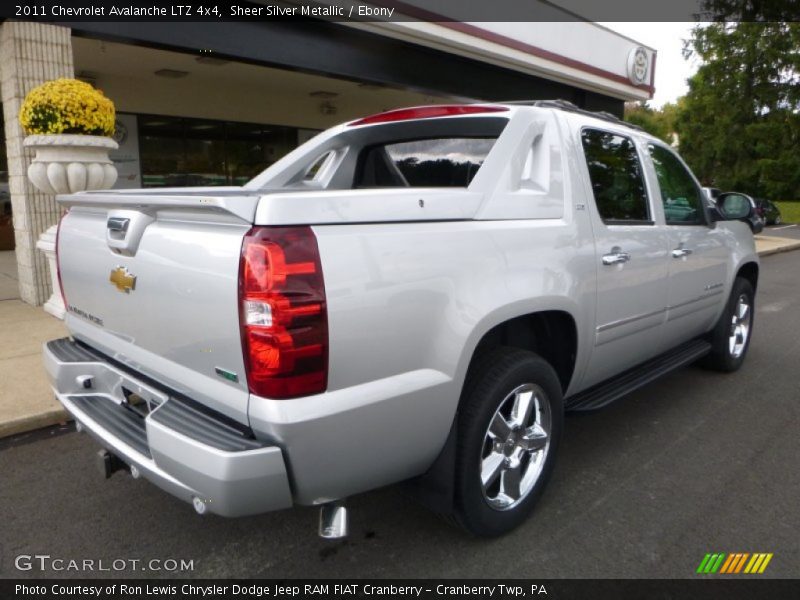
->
565, 339, 712, 411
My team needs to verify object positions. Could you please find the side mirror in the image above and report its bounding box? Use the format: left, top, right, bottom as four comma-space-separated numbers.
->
715, 192, 762, 234
717, 193, 753, 220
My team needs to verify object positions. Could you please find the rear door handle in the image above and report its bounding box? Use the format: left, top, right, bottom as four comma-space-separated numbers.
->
602, 249, 631, 265
672, 247, 693, 258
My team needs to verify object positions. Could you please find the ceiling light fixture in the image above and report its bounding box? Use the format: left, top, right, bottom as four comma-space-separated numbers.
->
309, 90, 339, 99
195, 56, 230, 66
154, 69, 190, 79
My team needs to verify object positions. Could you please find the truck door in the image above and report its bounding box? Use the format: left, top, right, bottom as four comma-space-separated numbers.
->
579, 127, 670, 389
645, 142, 729, 348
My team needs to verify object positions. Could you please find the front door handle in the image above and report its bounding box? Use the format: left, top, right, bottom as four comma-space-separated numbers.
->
672, 247, 693, 258
602, 249, 631, 265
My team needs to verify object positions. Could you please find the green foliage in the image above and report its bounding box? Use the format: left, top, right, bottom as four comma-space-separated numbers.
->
624, 102, 679, 144
675, 21, 800, 200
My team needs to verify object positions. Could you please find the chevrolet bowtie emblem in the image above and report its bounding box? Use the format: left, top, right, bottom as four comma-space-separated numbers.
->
109, 266, 136, 293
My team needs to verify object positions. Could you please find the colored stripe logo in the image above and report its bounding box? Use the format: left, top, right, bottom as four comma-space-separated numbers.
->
697, 552, 773, 574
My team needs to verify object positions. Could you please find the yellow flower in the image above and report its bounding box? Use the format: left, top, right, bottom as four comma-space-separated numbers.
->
18, 78, 115, 137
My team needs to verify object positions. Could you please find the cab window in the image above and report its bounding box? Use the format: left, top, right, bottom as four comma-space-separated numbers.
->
648, 144, 707, 225
581, 129, 651, 224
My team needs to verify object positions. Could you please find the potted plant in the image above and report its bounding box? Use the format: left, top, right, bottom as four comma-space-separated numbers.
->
20, 78, 118, 195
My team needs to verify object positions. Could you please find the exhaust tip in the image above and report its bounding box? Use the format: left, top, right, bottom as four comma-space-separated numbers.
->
319, 501, 348, 539
192, 496, 208, 515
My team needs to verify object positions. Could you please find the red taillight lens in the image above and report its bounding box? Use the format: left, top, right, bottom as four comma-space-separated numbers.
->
55, 210, 68, 307
239, 227, 328, 399
348, 105, 508, 126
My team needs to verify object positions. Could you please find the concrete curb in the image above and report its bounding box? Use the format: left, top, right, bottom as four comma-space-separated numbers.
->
0, 407, 71, 440
756, 240, 800, 257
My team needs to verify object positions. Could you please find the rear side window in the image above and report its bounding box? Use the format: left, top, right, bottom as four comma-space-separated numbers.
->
355, 137, 496, 188
647, 144, 706, 225
581, 129, 650, 224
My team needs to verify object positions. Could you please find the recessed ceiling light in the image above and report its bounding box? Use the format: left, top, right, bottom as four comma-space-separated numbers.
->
154, 69, 189, 79
195, 56, 230, 66
309, 90, 339, 99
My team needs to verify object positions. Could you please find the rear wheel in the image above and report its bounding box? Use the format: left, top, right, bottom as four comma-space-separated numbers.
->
701, 277, 755, 372
774, 215, 782, 225
453, 348, 563, 537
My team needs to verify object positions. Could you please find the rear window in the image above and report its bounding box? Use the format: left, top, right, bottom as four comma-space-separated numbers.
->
355, 137, 496, 188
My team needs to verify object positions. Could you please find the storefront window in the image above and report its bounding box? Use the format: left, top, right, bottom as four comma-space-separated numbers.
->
138, 115, 304, 188
184, 120, 227, 187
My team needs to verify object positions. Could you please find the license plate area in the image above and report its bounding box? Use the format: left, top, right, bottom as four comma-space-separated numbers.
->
120, 382, 166, 418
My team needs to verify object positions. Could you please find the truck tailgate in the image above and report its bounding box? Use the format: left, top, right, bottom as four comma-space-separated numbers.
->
57, 190, 262, 425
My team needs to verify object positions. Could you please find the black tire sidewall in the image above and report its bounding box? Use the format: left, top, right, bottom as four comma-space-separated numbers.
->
454, 348, 564, 537
707, 278, 755, 372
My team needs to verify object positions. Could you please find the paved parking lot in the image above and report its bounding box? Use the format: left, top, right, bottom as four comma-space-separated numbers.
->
1, 251, 798, 580
762, 223, 800, 239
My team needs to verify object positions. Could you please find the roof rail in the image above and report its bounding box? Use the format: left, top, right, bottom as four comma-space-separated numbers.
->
503, 99, 645, 132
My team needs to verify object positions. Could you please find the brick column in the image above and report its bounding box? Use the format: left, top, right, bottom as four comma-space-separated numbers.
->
0, 21, 74, 306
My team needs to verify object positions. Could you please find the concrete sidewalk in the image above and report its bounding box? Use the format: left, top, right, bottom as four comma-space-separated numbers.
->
754, 233, 800, 256
1, 234, 799, 440
0, 298, 69, 438
0, 250, 69, 438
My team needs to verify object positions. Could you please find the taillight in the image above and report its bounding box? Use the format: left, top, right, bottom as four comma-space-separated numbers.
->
55, 210, 68, 307
239, 227, 328, 399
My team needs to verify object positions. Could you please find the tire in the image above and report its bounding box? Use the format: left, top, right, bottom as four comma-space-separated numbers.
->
774, 216, 782, 225
701, 277, 755, 372
453, 347, 563, 537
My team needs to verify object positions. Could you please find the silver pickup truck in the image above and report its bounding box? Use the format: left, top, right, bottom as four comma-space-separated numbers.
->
44, 101, 759, 538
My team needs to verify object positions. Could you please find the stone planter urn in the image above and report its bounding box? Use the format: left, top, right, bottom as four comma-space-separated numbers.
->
26, 134, 118, 319
24, 134, 118, 195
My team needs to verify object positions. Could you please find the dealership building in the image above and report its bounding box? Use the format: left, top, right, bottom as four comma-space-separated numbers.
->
0, 11, 655, 307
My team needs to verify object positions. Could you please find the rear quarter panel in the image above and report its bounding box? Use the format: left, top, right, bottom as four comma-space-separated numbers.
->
249, 216, 596, 504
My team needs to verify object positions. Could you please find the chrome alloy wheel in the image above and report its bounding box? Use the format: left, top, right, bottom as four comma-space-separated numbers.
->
480, 383, 552, 511
729, 294, 752, 359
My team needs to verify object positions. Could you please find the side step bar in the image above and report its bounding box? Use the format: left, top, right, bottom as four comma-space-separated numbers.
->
566, 339, 712, 411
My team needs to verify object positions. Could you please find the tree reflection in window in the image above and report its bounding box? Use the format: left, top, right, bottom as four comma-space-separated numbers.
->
358, 138, 496, 188
581, 129, 650, 223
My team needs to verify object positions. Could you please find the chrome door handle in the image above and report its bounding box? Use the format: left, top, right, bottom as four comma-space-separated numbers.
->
602, 250, 631, 265
672, 247, 693, 258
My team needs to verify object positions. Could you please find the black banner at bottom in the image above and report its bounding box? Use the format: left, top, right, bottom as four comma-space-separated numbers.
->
2, 579, 799, 600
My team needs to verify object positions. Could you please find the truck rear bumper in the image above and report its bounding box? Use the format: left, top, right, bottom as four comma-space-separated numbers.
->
43, 338, 293, 517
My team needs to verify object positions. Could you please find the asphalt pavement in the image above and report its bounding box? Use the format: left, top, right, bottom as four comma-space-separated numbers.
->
761, 223, 800, 239
1, 251, 799, 579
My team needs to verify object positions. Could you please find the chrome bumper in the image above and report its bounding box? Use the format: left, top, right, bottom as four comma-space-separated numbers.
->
43, 338, 293, 517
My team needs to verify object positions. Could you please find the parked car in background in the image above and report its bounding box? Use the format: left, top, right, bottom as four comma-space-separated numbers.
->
754, 198, 782, 225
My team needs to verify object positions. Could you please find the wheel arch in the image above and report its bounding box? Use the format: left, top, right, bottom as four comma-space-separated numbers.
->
463, 309, 579, 396
736, 261, 759, 293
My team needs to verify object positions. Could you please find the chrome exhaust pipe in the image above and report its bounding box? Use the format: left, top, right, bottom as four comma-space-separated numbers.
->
319, 501, 348, 539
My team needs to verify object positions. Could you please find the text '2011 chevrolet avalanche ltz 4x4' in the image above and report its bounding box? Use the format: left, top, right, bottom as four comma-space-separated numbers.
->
44, 101, 759, 537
